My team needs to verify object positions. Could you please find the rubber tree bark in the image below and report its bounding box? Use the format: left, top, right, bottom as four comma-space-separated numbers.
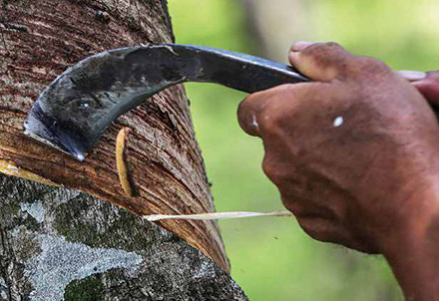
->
0, 0, 247, 299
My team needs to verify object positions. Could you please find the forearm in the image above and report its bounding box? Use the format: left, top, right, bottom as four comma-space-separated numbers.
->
382, 187, 439, 301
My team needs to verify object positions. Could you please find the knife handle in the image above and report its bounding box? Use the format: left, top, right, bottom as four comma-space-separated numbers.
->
195, 45, 439, 122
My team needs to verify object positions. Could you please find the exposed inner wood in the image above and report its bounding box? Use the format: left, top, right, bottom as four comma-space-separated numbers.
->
116, 127, 136, 197
0, 0, 229, 271
0, 159, 59, 186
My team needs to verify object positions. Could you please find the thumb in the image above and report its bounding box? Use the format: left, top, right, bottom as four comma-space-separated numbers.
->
289, 41, 355, 82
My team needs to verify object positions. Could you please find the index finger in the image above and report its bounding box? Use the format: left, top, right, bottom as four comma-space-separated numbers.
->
237, 88, 273, 137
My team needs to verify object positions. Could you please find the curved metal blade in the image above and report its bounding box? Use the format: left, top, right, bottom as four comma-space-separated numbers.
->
24, 44, 309, 161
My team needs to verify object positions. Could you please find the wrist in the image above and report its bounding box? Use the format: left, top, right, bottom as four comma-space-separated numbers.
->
380, 181, 439, 300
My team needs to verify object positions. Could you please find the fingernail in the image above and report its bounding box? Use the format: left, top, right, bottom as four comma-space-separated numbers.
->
291, 41, 314, 52
398, 70, 427, 82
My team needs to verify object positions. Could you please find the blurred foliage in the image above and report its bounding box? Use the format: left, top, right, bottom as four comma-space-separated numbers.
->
312, 0, 439, 70
168, 0, 439, 300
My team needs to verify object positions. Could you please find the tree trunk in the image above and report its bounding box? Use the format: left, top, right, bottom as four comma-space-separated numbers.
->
0, 0, 246, 299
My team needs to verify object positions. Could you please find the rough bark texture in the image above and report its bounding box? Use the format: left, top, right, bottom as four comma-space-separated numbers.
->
0, 0, 247, 299
0, 174, 248, 300
0, 0, 228, 270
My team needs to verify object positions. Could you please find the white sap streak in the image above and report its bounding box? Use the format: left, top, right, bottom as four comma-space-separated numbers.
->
143, 211, 292, 221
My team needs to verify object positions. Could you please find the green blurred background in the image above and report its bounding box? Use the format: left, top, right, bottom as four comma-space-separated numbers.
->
167, 1, 439, 300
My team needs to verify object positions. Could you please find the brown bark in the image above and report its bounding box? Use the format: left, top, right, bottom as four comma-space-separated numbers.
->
0, 0, 228, 272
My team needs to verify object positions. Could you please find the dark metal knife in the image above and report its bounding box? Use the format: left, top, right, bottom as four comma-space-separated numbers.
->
23, 44, 309, 160
23, 43, 437, 161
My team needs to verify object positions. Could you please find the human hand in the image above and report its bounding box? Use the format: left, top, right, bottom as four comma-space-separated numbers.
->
237, 42, 439, 254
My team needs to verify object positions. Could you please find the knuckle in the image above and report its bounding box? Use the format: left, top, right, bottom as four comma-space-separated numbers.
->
262, 162, 275, 180
325, 41, 343, 49
237, 95, 255, 117
302, 41, 343, 56
262, 155, 284, 182
252, 85, 300, 137
258, 102, 289, 132
300, 42, 323, 57
298, 218, 336, 242
238, 91, 270, 114
356, 56, 391, 74
238, 93, 268, 135
282, 199, 304, 216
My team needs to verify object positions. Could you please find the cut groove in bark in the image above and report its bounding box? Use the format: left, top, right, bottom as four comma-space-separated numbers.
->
116, 127, 137, 197
0, 0, 229, 271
